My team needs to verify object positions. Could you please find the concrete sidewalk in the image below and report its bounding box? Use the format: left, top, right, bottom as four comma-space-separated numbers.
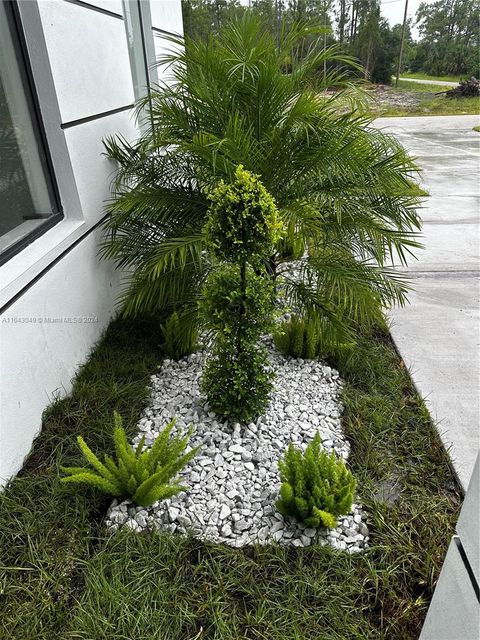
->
375, 115, 480, 490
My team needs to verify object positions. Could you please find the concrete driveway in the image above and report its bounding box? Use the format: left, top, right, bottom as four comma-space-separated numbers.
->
374, 115, 480, 490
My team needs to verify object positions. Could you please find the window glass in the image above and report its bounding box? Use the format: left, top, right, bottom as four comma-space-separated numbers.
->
0, 2, 61, 262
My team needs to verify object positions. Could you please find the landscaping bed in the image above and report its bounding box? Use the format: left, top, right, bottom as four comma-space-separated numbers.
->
107, 348, 369, 551
0, 318, 462, 640
0, 21, 465, 639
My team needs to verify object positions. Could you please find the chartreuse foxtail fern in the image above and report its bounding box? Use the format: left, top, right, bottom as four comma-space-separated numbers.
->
61, 412, 199, 507
274, 314, 355, 359
274, 314, 324, 359
160, 310, 198, 361
276, 433, 356, 528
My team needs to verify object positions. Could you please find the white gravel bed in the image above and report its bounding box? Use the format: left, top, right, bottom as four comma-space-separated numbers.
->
106, 349, 370, 552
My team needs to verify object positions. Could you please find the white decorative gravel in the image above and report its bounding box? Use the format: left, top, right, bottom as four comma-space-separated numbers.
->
106, 349, 370, 552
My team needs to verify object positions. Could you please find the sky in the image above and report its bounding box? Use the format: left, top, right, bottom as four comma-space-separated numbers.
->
379, 0, 432, 39
237, 0, 437, 41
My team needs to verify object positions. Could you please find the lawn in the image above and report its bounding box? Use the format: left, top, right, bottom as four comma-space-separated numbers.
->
0, 317, 461, 640
400, 71, 463, 84
383, 95, 479, 117
396, 79, 454, 93
369, 80, 480, 117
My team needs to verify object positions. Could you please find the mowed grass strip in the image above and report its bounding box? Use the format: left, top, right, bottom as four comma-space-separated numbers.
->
0, 322, 461, 640
396, 79, 454, 93
400, 72, 463, 84
0, 317, 163, 640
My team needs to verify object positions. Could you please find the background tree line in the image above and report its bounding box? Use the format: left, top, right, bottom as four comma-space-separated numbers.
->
181, 0, 479, 82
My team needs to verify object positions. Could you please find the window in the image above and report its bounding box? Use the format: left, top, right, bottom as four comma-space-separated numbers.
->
123, 0, 157, 101
0, 0, 62, 265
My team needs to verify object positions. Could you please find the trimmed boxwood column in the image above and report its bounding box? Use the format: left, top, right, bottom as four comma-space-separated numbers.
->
200, 165, 283, 424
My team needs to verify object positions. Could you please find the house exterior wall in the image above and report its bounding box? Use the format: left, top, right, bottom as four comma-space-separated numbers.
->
420, 455, 480, 639
0, 0, 183, 484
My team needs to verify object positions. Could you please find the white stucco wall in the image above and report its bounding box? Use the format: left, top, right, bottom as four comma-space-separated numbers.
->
1, 228, 121, 481
0, 0, 183, 484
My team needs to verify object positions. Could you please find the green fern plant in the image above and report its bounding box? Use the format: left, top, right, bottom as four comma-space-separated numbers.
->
273, 315, 325, 359
160, 311, 198, 360
276, 221, 305, 261
274, 314, 356, 359
61, 412, 199, 507
276, 433, 356, 529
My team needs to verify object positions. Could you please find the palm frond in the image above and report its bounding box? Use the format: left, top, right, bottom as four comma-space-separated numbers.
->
100, 14, 422, 331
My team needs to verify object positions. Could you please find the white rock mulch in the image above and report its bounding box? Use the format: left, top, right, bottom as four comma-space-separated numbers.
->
106, 349, 370, 552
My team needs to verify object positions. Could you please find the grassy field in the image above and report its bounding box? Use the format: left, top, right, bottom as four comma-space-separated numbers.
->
0, 318, 461, 639
370, 80, 480, 117
400, 72, 463, 84
382, 96, 479, 117
396, 80, 453, 93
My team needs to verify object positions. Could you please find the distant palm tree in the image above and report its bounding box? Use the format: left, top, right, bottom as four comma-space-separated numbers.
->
102, 15, 422, 346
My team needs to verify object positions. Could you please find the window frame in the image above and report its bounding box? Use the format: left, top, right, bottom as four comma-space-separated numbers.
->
0, 0, 63, 267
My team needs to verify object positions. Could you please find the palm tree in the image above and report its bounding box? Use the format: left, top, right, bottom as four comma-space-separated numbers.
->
101, 15, 422, 346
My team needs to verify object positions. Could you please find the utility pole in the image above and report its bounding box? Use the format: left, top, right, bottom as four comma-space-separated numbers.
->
323, 0, 327, 84
395, 0, 409, 87
275, 0, 281, 49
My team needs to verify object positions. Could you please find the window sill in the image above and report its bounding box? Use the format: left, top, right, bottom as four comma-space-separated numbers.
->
0, 218, 87, 310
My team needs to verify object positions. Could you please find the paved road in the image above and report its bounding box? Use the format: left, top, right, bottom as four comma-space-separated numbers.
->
399, 77, 458, 87
374, 115, 480, 490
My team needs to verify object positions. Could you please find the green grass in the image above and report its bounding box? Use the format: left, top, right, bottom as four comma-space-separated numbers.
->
369, 79, 479, 117
400, 71, 463, 84
0, 320, 461, 639
396, 79, 453, 93
0, 316, 163, 639
380, 95, 479, 118
381, 96, 480, 117
473, 125, 480, 132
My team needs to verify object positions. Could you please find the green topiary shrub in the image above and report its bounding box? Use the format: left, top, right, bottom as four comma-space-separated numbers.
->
276, 433, 356, 529
160, 311, 198, 360
61, 411, 199, 507
200, 265, 275, 422
200, 264, 274, 339
204, 165, 283, 266
201, 165, 282, 423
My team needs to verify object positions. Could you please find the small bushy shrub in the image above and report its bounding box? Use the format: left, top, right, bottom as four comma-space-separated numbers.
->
276, 433, 356, 529
201, 166, 282, 423
61, 412, 199, 507
202, 339, 273, 424
160, 311, 198, 360
200, 265, 274, 337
